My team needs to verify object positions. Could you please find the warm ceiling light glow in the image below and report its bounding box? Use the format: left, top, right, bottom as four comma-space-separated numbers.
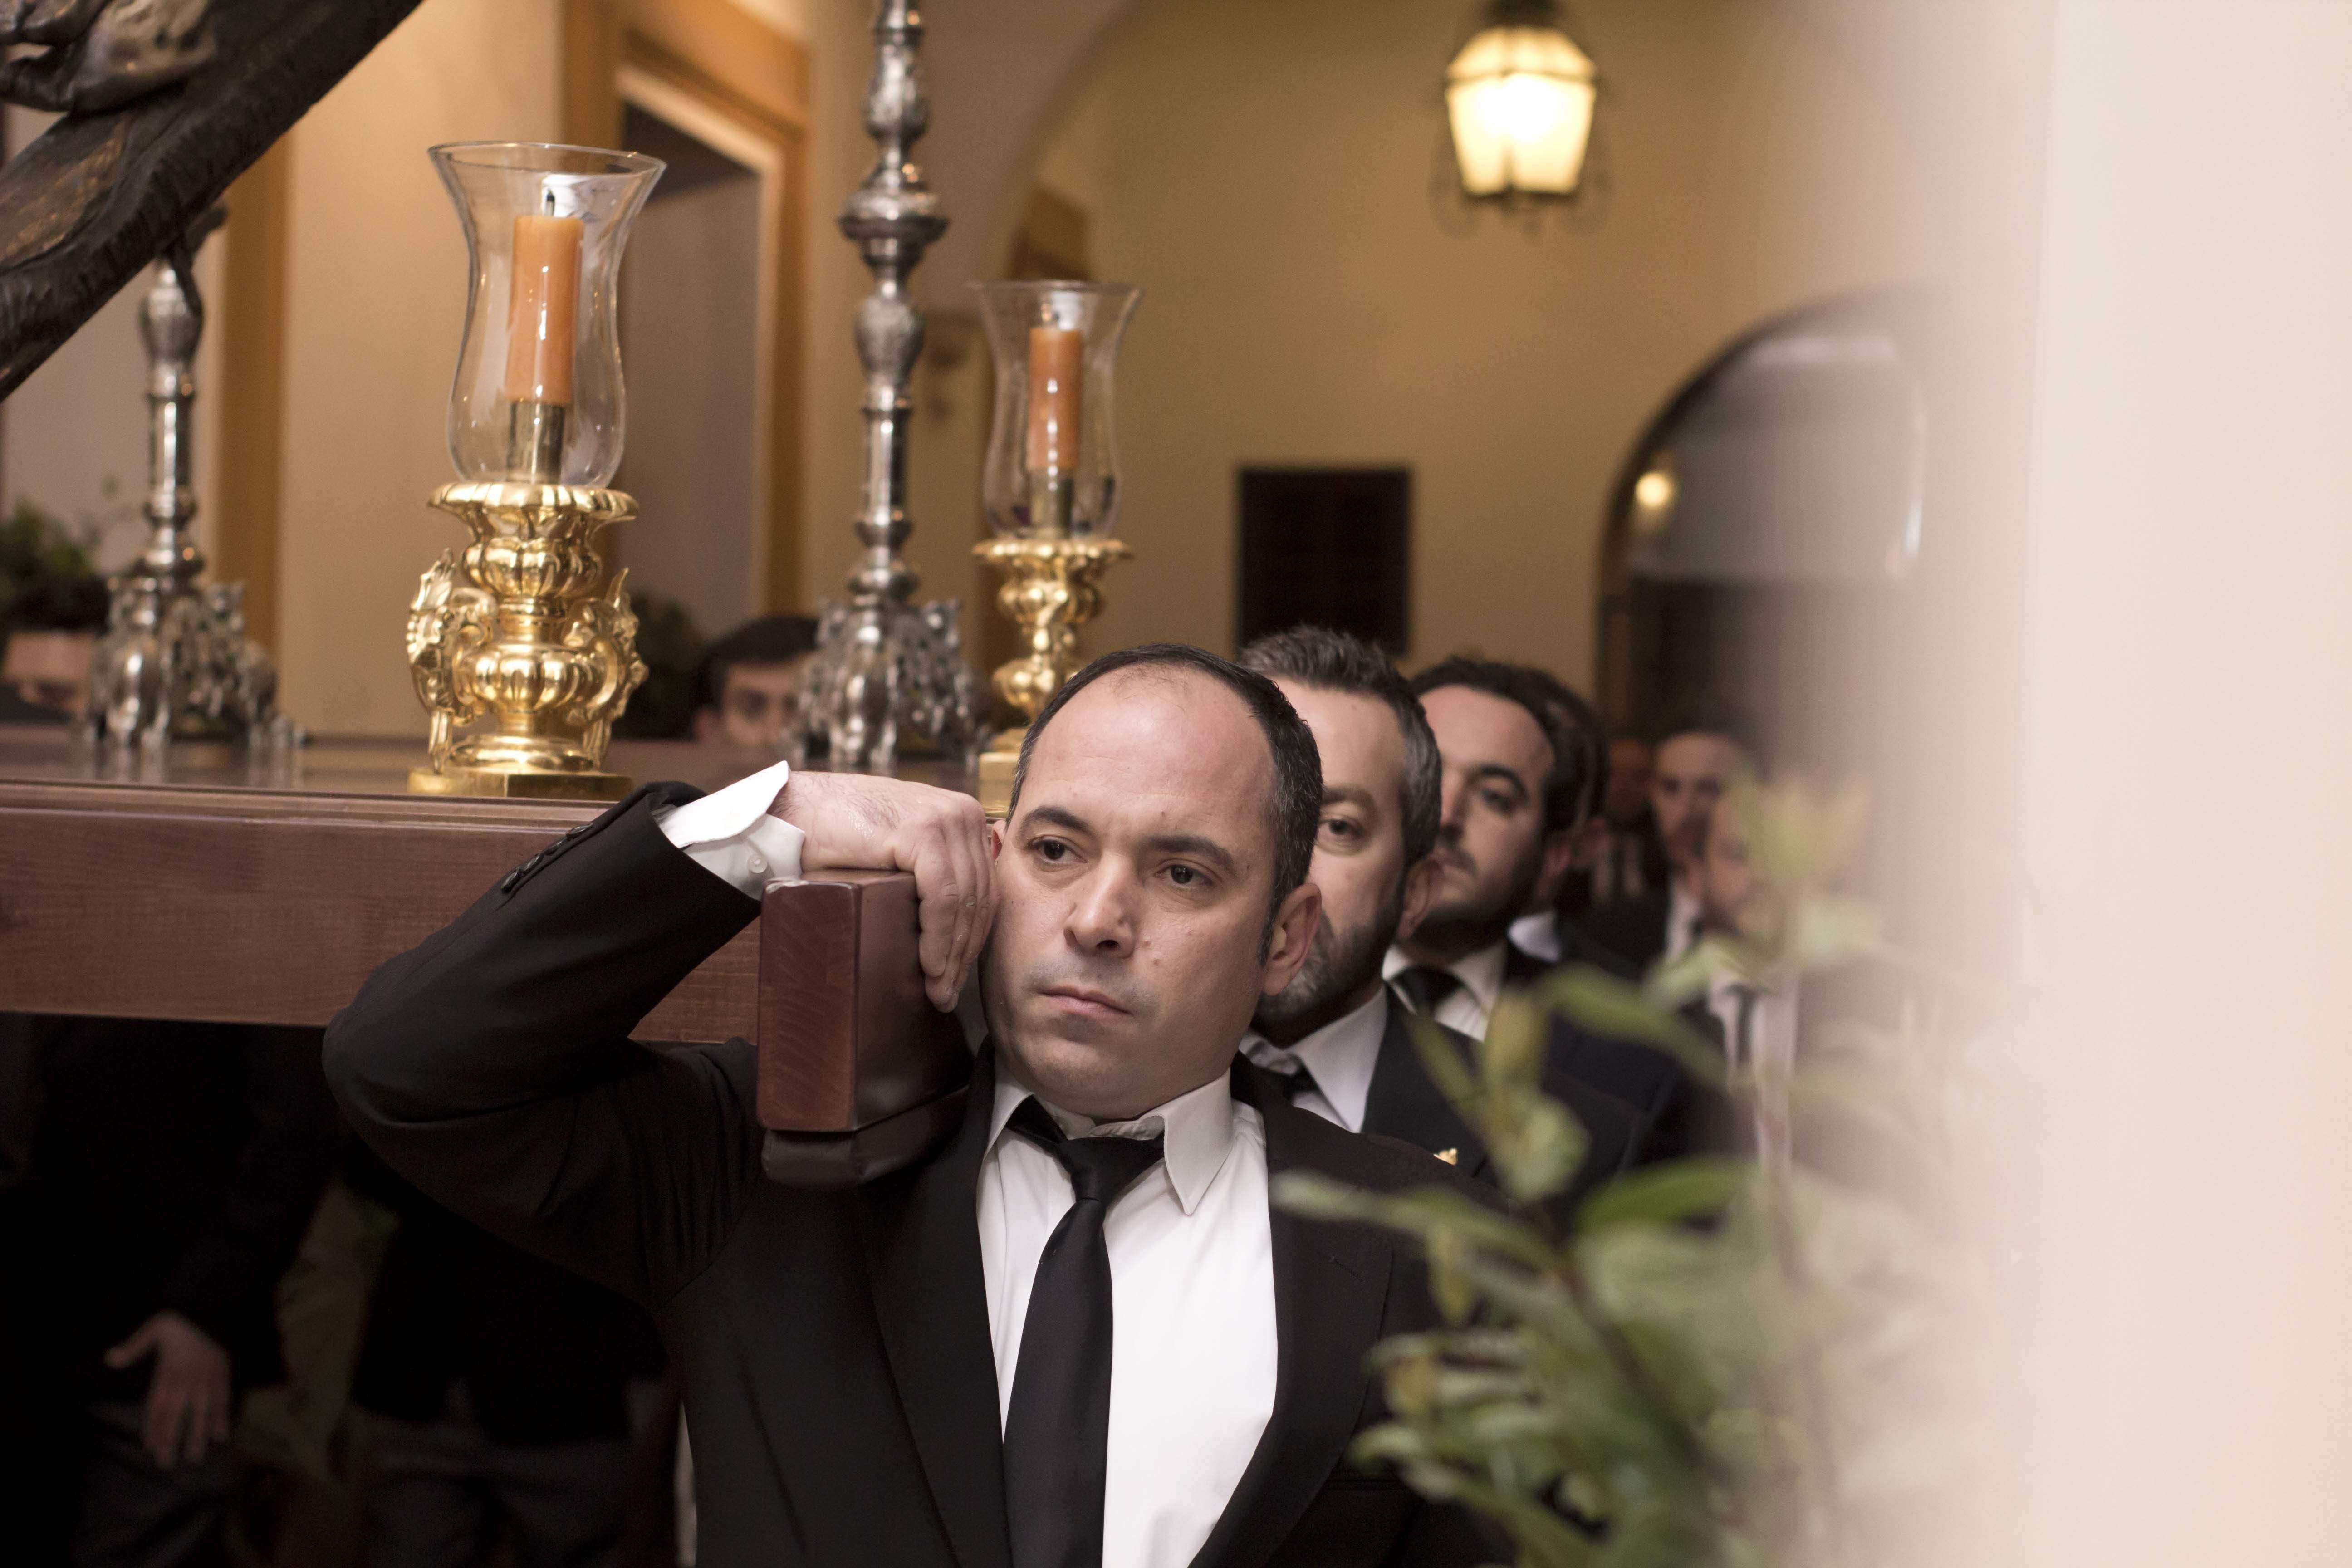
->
1632, 461, 1676, 533
1446, 5, 1598, 201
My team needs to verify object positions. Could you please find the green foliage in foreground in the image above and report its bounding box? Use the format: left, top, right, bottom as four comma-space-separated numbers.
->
1277, 780, 1997, 1568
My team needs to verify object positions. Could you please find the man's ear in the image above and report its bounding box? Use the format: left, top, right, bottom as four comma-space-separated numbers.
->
1260, 881, 1324, 996
1397, 854, 1438, 941
989, 820, 1004, 860
692, 709, 720, 744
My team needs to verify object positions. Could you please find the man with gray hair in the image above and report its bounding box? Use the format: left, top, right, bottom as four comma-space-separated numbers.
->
1237, 628, 1646, 1210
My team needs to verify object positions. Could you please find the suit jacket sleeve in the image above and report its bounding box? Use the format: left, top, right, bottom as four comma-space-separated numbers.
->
322, 787, 766, 1309
155, 1024, 342, 1350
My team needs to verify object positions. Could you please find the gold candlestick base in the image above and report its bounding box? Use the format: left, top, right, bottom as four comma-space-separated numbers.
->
972, 534, 1132, 816
406, 481, 648, 801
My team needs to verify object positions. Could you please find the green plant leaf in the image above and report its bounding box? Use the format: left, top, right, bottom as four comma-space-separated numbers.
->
1576, 1158, 1747, 1234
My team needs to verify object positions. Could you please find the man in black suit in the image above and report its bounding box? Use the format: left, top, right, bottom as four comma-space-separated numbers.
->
1236, 629, 1647, 1210
1557, 731, 1666, 920
1384, 657, 1631, 1045
1578, 702, 1748, 976
326, 644, 1499, 1568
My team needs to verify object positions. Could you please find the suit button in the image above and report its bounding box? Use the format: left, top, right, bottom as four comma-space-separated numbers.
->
747, 850, 769, 876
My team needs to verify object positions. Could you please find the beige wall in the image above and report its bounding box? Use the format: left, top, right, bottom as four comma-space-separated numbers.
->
274, 0, 565, 735
998, 0, 1927, 684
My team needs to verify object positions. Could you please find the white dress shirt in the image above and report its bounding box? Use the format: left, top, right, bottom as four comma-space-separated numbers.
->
1664, 879, 1705, 965
1239, 987, 1390, 1131
1382, 939, 1508, 1039
1507, 911, 1560, 965
657, 759, 1281, 1568
653, 760, 807, 894
979, 1074, 1277, 1568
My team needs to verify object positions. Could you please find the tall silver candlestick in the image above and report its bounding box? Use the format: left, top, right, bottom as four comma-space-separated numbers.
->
798, 0, 977, 772
85, 211, 294, 755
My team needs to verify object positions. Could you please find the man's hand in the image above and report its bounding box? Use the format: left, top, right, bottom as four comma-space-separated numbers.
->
773, 772, 996, 1009
104, 1310, 231, 1469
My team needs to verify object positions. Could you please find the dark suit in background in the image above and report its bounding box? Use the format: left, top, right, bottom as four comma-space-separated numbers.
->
324, 787, 1502, 1568
0, 1014, 340, 1568
348, 1147, 669, 1568
1360, 1000, 1649, 1218
1576, 885, 1675, 975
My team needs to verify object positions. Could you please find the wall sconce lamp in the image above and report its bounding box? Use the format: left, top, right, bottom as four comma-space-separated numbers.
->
1445, 0, 1598, 205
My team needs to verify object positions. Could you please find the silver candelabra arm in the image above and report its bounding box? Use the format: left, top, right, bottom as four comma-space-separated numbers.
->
798, 0, 977, 774
85, 209, 298, 755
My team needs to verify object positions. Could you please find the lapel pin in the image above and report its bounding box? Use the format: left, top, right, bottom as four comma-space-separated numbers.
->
1434, 1148, 1459, 1166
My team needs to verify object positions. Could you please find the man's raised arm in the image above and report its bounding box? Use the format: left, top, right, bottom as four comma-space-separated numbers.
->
322, 766, 994, 1309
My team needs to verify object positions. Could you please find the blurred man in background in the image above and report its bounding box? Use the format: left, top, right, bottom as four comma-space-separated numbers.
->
1384, 657, 1597, 1038
2, 571, 107, 723
1578, 702, 1748, 974
691, 614, 818, 751
1571, 730, 1665, 914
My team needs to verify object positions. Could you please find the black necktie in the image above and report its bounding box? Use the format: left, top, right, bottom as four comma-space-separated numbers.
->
1002, 1098, 1166, 1568
1392, 965, 1463, 1018
1727, 983, 1761, 1068
1274, 1060, 1321, 1104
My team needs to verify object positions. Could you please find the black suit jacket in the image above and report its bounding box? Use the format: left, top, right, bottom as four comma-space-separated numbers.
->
1573, 885, 1675, 976
1501, 928, 1637, 988
324, 786, 1500, 1568
348, 1145, 666, 1445
1359, 998, 1647, 1217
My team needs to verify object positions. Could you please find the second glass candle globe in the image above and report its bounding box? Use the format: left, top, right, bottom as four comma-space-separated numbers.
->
974, 281, 1141, 538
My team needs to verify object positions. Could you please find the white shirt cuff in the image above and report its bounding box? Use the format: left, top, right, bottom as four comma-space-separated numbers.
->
653, 759, 806, 898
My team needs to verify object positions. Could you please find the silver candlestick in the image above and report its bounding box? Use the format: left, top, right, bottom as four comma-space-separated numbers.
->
797, 0, 978, 773
85, 211, 296, 755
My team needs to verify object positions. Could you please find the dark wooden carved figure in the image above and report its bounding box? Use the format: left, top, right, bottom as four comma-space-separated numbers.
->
0, 0, 426, 397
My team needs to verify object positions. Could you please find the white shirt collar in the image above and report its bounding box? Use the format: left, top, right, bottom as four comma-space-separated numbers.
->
1240, 987, 1391, 1133
1666, 879, 1705, 961
987, 1068, 1239, 1215
1383, 938, 1509, 1019
1507, 910, 1559, 964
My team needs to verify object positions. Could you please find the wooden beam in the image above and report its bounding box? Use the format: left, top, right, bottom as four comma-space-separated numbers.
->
0, 778, 760, 1042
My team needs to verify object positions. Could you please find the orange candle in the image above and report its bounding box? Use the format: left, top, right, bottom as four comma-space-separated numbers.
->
503, 210, 583, 406
1025, 325, 1083, 474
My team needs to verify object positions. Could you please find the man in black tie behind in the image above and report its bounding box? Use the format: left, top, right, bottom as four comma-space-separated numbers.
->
326, 643, 1499, 1568
1235, 628, 1648, 1211
1383, 657, 1628, 1042
1578, 702, 1748, 975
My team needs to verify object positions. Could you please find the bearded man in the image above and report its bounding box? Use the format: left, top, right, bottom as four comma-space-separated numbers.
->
1236, 630, 1647, 1212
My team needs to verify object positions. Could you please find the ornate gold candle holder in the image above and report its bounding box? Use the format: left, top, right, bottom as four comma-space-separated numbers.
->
407, 143, 663, 798
406, 482, 645, 799
972, 534, 1131, 815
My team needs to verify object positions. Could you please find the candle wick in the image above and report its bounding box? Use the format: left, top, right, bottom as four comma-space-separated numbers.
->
543, 189, 556, 216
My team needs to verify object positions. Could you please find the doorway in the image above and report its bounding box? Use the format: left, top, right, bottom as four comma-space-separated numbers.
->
614, 97, 766, 642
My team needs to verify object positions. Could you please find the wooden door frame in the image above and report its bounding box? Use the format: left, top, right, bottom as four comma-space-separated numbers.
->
564, 0, 809, 617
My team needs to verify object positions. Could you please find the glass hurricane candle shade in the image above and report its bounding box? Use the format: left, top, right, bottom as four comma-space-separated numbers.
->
975, 281, 1141, 538
431, 142, 663, 486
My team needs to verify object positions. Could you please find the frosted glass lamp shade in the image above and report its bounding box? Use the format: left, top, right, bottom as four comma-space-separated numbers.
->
1446, 14, 1597, 200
